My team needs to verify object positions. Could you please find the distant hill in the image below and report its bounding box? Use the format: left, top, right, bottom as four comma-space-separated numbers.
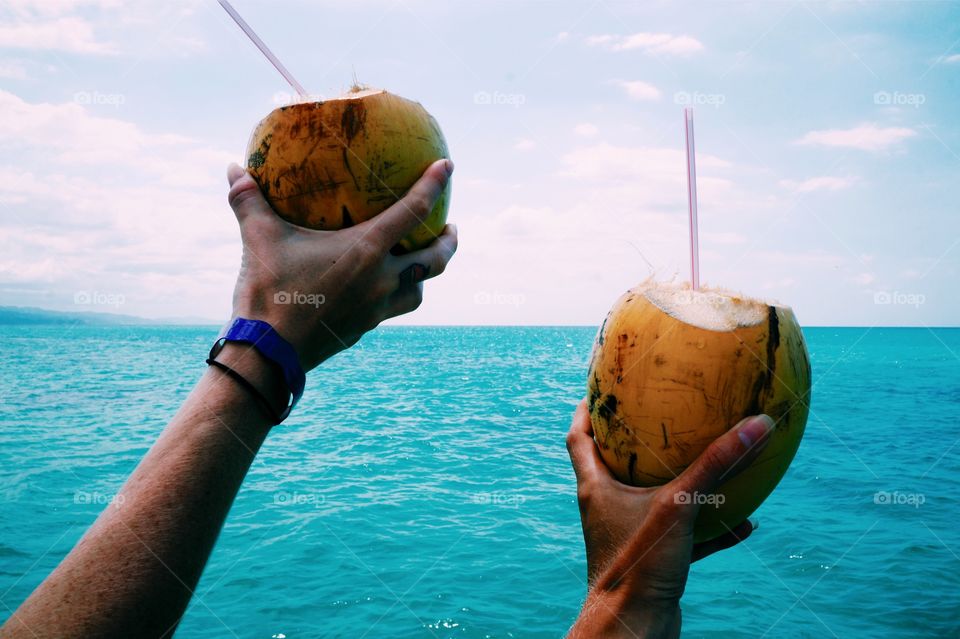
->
0, 306, 217, 326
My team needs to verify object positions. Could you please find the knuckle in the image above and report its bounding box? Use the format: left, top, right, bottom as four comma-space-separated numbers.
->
354, 236, 384, 266
408, 290, 424, 311
404, 192, 432, 218
227, 174, 259, 209
565, 430, 579, 453
575, 477, 598, 505
703, 442, 732, 474
431, 253, 447, 276
652, 489, 681, 514
694, 446, 730, 487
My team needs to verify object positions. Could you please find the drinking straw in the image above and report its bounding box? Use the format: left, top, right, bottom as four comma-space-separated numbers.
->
217, 0, 308, 98
684, 107, 701, 290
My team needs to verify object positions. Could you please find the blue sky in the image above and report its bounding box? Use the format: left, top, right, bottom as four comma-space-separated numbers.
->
1, 0, 958, 326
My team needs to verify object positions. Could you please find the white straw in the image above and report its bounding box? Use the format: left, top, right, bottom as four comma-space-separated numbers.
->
217, 0, 308, 98
684, 107, 701, 291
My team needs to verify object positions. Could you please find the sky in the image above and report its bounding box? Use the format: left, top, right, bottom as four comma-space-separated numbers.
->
0, 0, 958, 326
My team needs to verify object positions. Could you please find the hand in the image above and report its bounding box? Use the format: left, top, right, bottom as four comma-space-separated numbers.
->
225, 158, 457, 372
566, 400, 774, 638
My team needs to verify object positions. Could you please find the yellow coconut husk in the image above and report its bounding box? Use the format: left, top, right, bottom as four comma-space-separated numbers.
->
245, 86, 450, 252
587, 281, 812, 542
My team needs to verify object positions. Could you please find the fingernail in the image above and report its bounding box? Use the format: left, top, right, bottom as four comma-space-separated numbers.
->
737, 415, 774, 448
442, 158, 454, 177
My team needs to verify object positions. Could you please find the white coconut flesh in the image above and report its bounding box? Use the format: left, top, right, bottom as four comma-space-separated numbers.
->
641, 282, 787, 332
332, 86, 385, 101
283, 87, 385, 108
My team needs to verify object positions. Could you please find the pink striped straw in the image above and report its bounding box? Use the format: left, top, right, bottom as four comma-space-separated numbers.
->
684, 107, 701, 290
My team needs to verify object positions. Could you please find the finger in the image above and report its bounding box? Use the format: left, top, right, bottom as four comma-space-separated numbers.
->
671, 415, 774, 498
391, 224, 458, 283
398, 263, 429, 290
361, 159, 453, 248
566, 399, 613, 485
691, 519, 754, 562
227, 162, 246, 186
661, 415, 774, 524
384, 282, 424, 319
226, 163, 277, 226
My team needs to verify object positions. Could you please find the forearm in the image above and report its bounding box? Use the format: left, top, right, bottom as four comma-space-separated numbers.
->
2, 347, 275, 638
2, 158, 455, 639
568, 590, 680, 639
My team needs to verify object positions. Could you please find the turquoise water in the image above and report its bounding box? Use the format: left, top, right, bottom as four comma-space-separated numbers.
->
0, 326, 958, 638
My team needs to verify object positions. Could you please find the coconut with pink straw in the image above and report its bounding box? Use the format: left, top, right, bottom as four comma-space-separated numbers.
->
584, 108, 813, 543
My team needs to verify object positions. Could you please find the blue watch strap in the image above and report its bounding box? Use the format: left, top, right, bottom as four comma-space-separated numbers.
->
209, 318, 306, 422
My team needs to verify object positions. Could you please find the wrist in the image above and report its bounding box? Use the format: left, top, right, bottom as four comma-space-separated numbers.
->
211, 341, 290, 418
208, 317, 308, 423
196, 361, 275, 442
229, 303, 339, 372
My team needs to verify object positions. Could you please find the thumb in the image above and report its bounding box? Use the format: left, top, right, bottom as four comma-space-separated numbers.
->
226, 163, 276, 225
566, 399, 612, 486
663, 415, 775, 523
359, 158, 453, 249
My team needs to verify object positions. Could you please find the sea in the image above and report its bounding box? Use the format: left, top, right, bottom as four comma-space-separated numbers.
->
0, 325, 957, 638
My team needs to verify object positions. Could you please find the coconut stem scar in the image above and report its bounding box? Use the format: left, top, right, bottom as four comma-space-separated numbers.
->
217, 0, 309, 98
684, 107, 701, 291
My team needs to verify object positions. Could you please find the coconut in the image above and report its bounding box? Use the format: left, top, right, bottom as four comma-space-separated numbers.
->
587, 281, 812, 542
245, 87, 450, 252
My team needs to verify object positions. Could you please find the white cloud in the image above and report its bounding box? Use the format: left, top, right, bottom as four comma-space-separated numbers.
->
611, 79, 661, 102
796, 123, 916, 152
0, 90, 238, 320
513, 138, 536, 151
0, 90, 237, 187
573, 123, 598, 137
555, 143, 750, 229
850, 272, 876, 286
586, 32, 704, 56
943, 54, 960, 64
779, 176, 857, 193
0, 17, 117, 54
586, 34, 615, 47
0, 1, 204, 57
561, 143, 730, 182
0, 90, 210, 169
4, 0, 122, 18
449, 134, 789, 326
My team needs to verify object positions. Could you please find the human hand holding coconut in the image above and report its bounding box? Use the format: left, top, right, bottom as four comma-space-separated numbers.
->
1, 7, 466, 634
564, 113, 811, 636
222, 84, 455, 379
1, 87, 459, 639
566, 400, 774, 639
225, 157, 456, 372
